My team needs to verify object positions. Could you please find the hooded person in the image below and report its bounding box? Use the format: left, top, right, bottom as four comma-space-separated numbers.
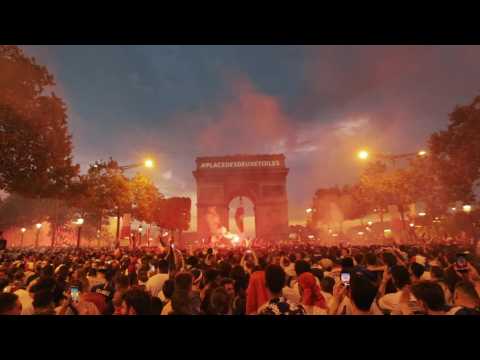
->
298, 272, 327, 314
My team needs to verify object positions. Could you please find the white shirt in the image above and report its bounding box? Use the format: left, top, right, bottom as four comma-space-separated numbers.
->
283, 281, 301, 305
146, 273, 169, 298
378, 290, 419, 314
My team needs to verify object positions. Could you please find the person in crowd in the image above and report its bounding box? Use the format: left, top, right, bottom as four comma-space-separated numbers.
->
145, 259, 169, 298
246, 253, 269, 315
57, 280, 100, 315
430, 266, 453, 305
200, 268, 220, 314
230, 265, 247, 315
91, 267, 115, 314
320, 276, 335, 306
447, 281, 480, 315
257, 265, 306, 315
121, 287, 152, 315
160, 279, 175, 315
209, 287, 232, 315
171, 272, 198, 315
404, 281, 447, 315
0, 292, 22, 315
329, 272, 379, 315
297, 267, 327, 314
32, 289, 57, 315
150, 296, 164, 315
410, 262, 426, 284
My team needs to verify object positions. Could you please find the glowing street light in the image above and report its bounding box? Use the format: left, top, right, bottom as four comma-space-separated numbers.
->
357, 150, 369, 160
418, 150, 427, 157
367, 221, 373, 226
35, 223, 42, 248
20, 228, 26, 248
463, 205, 472, 214
136, 226, 143, 248
74, 218, 84, 248
357, 231, 364, 236
418, 212, 427, 217
144, 159, 154, 168
409, 223, 415, 227
306, 208, 313, 214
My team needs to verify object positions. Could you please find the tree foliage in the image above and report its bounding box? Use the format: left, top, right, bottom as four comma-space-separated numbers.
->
154, 197, 191, 232
429, 95, 480, 203
0, 45, 79, 198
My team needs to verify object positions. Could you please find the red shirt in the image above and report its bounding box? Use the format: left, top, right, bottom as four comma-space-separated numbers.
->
246, 271, 269, 315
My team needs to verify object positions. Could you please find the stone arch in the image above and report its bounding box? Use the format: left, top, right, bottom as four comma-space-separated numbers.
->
193, 154, 289, 243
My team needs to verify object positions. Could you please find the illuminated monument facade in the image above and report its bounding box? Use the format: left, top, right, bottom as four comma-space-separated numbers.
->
193, 154, 289, 242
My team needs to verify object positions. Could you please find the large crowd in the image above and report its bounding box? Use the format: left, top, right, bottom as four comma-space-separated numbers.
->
1, 231, 480, 315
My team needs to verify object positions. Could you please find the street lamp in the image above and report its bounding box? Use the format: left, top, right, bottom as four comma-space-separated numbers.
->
20, 228, 26, 247
357, 149, 428, 167
35, 223, 42, 248
119, 158, 155, 171
137, 226, 143, 248
306, 208, 313, 214
463, 205, 472, 214
74, 218, 84, 249
418, 212, 427, 217
357, 150, 369, 160
144, 159, 154, 168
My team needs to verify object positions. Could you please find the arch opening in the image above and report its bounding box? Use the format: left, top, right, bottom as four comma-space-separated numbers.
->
228, 196, 255, 240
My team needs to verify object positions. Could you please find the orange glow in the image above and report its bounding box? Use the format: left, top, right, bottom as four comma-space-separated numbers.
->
418, 150, 427, 156
144, 159, 154, 168
357, 150, 369, 160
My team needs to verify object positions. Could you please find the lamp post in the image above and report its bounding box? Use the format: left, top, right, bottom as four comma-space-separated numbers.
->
35, 223, 42, 248
119, 158, 155, 171
74, 218, 84, 249
462, 205, 475, 248
137, 226, 143, 248
20, 228, 26, 247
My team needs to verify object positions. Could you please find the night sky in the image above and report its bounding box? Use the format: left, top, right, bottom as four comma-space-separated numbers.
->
22, 45, 480, 228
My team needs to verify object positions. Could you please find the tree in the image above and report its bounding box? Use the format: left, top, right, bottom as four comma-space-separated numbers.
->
68, 159, 132, 247
129, 173, 163, 223
153, 197, 191, 247
0, 45, 79, 198
429, 95, 480, 203
359, 161, 395, 225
